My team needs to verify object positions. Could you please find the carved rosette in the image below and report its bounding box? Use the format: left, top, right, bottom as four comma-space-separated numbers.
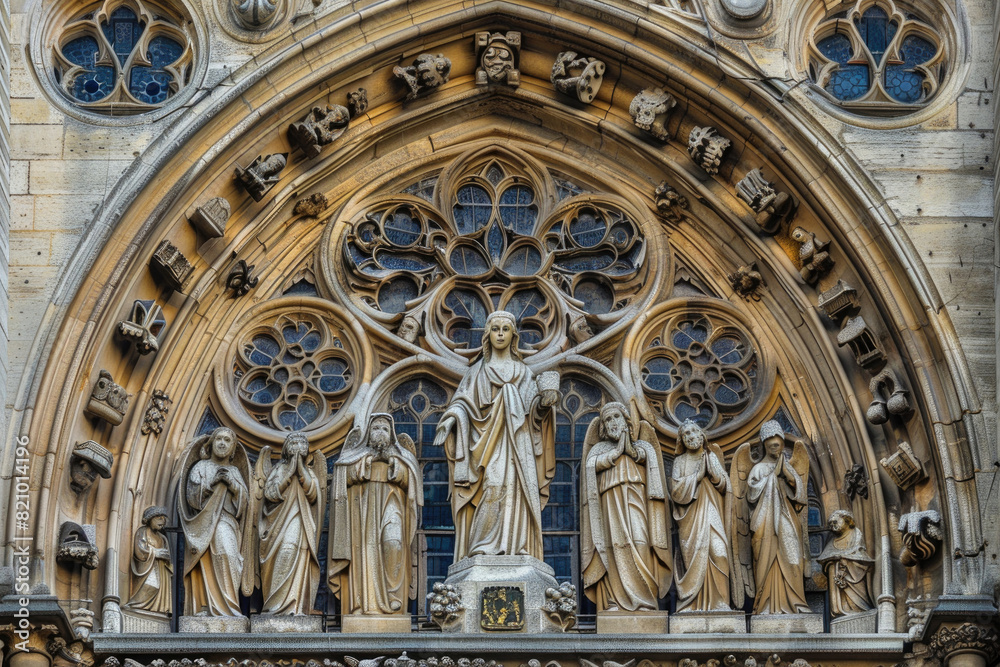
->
930, 623, 1000, 663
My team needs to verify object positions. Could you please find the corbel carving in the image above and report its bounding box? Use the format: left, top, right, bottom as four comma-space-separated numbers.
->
550, 51, 606, 103
476, 32, 520, 86
69, 608, 95, 641
235, 153, 288, 202
288, 104, 350, 158
929, 623, 1000, 664
394, 54, 452, 99
84, 370, 129, 425
867, 369, 911, 425
225, 259, 259, 298
897, 509, 942, 566
541, 581, 577, 631
654, 181, 689, 223
880, 441, 926, 490
426, 582, 464, 631
790, 226, 834, 286
57, 522, 99, 570
727, 262, 765, 301
817, 279, 859, 321
149, 240, 193, 292
188, 197, 230, 238
117, 300, 166, 355
347, 88, 368, 117
294, 193, 330, 217
140, 390, 172, 436
629, 88, 676, 141
735, 168, 798, 233
69, 441, 113, 494
687, 126, 731, 175
842, 463, 869, 501
838, 315, 887, 373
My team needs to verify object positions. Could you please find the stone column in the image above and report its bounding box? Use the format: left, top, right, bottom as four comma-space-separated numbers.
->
930, 623, 999, 667
0, 623, 59, 667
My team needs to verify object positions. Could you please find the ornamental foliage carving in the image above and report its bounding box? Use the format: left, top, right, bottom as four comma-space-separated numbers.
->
808, 0, 943, 111
53, 0, 193, 114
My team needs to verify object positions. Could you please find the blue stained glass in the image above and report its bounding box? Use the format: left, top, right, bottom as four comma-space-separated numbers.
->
674, 401, 713, 426
569, 209, 606, 247
148, 34, 182, 67
422, 462, 454, 528
383, 209, 422, 245
573, 277, 614, 314
70, 65, 116, 103
313, 357, 348, 393
377, 276, 419, 313
855, 6, 896, 61
485, 164, 505, 186
444, 288, 489, 346
711, 335, 744, 364
453, 184, 493, 235
553, 251, 616, 272
63, 35, 101, 67
448, 244, 491, 275
403, 176, 437, 202
130, 34, 182, 104
672, 319, 709, 348
641, 356, 675, 392
885, 35, 936, 103
498, 185, 537, 235
713, 374, 746, 405
278, 409, 307, 431
552, 175, 584, 200
300, 331, 322, 352
246, 376, 281, 404
486, 222, 505, 263
246, 334, 280, 365
196, 408, 222, 436
283, 279, 318, 296
808, 506, 822, 527
101, 6, 144, 66
374, 250, 435, 272
501, 244, 543, 276
505, 288, 546, 323
283, 322, 310, 344
817, 33, 870, 101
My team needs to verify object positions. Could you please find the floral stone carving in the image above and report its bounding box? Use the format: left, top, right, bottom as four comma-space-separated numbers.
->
117, 299, 166, 355
735, 168, 797, 234
842, 462, 868, 500
149, 240, 193, 292
880, 441, 925, 490
226, 259, 259, 297
394, 54, 452, 99
688, 126, 731, 175
930, 623, 1000, 662
898, 509, 942, 566
288, 104, 350, 158
655, 181, 689, 223
141, 389, 172, 435
85, 369, 129, 425
58, 522, 99, 570
551, 51, 606, 103
235, 153, 288, 202
629, 88, 676, 141
427, 582, 465, 629
70, 440, 113, 493
294, 193, 330, 216
476, 32, 520, 86
542, 581, 578, 630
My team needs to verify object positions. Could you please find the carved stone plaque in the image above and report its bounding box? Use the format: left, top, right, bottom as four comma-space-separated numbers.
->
480, 586, 525, 631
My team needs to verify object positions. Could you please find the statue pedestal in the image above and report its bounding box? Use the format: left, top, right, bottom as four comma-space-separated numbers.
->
177, 615, 249, 633
669, 610, 746, 633
341, 614, 412, 633
122, 609, 171, 633
830, 609, 878, 634
749, 613, 823, 634
597, 610, 669, 634
445, 555, 562, 633
251, 614, 324, 633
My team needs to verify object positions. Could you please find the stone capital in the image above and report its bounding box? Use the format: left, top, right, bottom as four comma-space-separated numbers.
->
929, 623, 999, 663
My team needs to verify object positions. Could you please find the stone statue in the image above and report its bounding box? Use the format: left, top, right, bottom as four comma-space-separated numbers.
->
124, 506, 173, 615
433, 310, 558, 560
397, 315, 422, 343
816, 510, 874, 617
178, 427, 254, 617
329, 413, 422, 615
580, 402, 671, 611
253, 432, 326, 615
394, 54, 452, 99
669, 420, 732, 612
731, 420, 811, 615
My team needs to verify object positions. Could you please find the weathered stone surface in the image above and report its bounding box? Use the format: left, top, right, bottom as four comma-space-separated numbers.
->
340, 615, 412, 633
250, 614, 324, 633
749, 613, 823, 634
669, 611, 746, 634
177, 616, 250, 633
596, 610, 668, 634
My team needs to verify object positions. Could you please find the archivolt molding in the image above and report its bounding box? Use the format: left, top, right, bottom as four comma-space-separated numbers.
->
5, 0, 990, 623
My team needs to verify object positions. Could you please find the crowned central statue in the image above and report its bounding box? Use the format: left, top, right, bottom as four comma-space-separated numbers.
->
433, 310, 559, 561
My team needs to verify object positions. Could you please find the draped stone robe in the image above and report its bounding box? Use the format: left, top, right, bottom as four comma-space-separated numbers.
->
670, 448, 732, 612
259, 458, 321, 615
329, 444, 421, 614
581, 438, 671, 611
747, 459, 811, 615
817, 524, 874, 617
441, 358, 554, 561
126, 525, 173, 614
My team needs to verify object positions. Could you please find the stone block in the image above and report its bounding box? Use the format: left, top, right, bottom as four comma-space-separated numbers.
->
669, 610, 746, 633
12, 124, 62, 159
749, 613, 823, 634
830, 609, 878, 634
596, 610, 669, 634
445, 555, 562, 633
177, 615, 249, 633
122, 609, 170, 633
340, 614, 412, 633
250, 614, 324, 633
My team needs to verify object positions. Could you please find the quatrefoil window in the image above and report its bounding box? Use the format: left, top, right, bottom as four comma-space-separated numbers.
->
234, 313, 353, 431
809, 1, 942, 109
339, 152, 652, 354
640, 312, 760, 430
54, 0, 193, 113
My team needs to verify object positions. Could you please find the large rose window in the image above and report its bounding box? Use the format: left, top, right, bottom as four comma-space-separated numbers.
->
331, 149, 658, 356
